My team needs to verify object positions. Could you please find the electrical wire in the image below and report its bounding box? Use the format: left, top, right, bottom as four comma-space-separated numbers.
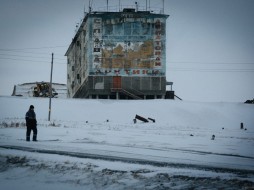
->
0, 53, 66, 61
0, 57, 65, 65
0, 45, 68, 51
0, 45, 67, 64
0, 46, 68, 57
168, 67, 254, 73
1, 46, 254, 72
166, 60, 254, 72
169, 61, 254, 65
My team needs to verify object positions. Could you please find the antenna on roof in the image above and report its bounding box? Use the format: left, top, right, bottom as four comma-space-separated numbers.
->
135, 2, 138, 12
162, 0, 164, 13
75, 23, 79, 34
83, 1, 87, 16
89, 0, 92, 13
107, 0, 108, 12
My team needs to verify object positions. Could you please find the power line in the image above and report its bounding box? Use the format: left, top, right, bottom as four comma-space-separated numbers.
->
169, 61, 254, 65
0, 53, 66, 61
168, 67, 254, 73
1, 57, 252, 71
0, 45, 68, 51
1, 46, 253, 72
0, 57, 65, 65
0, 47, 68, 57
0, 49, 66, 57
167, 60, 254, 72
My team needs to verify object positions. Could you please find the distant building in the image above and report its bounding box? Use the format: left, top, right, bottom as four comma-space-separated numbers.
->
65, 6, 169, 99
12, 82, 67, 98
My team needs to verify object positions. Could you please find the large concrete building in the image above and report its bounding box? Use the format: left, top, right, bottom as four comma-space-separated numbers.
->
65, 6, 169, 99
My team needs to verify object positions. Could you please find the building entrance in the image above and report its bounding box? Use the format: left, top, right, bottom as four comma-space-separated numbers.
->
113, 76, 121, 89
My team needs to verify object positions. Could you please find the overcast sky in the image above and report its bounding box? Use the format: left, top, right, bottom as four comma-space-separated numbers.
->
0, 0, 253, 102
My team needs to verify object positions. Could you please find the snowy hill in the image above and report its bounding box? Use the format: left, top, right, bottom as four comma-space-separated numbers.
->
0, 96, 254, 189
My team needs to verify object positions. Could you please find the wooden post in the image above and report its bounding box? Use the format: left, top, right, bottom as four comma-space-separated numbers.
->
48, 53, 53, 121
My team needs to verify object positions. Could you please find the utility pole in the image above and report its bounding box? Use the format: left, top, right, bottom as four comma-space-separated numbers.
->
48, 53, 53, 121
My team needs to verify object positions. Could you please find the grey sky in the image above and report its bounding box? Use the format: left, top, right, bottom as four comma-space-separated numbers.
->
0, 0, 253, 102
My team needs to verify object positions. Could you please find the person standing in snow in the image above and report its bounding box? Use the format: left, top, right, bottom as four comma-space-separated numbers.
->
25, 105, 37, 141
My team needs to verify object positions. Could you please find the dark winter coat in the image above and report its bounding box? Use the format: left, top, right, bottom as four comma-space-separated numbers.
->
25, 109, 37, 127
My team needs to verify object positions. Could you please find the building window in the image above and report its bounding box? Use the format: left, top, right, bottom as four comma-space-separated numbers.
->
94, 48, 100, 52
114, 23, 123, 35
104, 24, 113, 35
142, 23, 150, 35
132, 22, 140, 35
124, 23, 131, 35
83, 30, 86, 42
77, 74, 81, 83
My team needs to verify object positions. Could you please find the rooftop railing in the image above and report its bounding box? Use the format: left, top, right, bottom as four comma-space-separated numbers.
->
90, 5, 164, 14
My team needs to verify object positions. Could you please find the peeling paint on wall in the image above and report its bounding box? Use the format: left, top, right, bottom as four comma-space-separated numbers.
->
88, 12, 168, 76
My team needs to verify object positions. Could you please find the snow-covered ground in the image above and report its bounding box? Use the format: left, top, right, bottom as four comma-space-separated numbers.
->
0, 96, 254, 189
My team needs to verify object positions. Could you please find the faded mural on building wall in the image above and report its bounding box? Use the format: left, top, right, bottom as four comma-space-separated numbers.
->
91, 14, 166, 76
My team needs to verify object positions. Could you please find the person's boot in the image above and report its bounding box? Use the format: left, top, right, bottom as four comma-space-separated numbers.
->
33, 135, 37, 141
26, 136, 30, 141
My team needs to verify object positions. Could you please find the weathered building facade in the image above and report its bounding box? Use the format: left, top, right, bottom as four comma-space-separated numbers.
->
65, 8, 169, 99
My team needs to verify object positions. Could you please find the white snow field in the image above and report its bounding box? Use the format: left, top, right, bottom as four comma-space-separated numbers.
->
0, 96, 254, 189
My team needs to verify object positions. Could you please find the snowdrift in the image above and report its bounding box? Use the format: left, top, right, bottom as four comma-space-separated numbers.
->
1, 96, 253, 127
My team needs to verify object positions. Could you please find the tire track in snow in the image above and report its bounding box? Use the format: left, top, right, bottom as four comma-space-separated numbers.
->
71, 140, 254, 160
1, 144, 254, 176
